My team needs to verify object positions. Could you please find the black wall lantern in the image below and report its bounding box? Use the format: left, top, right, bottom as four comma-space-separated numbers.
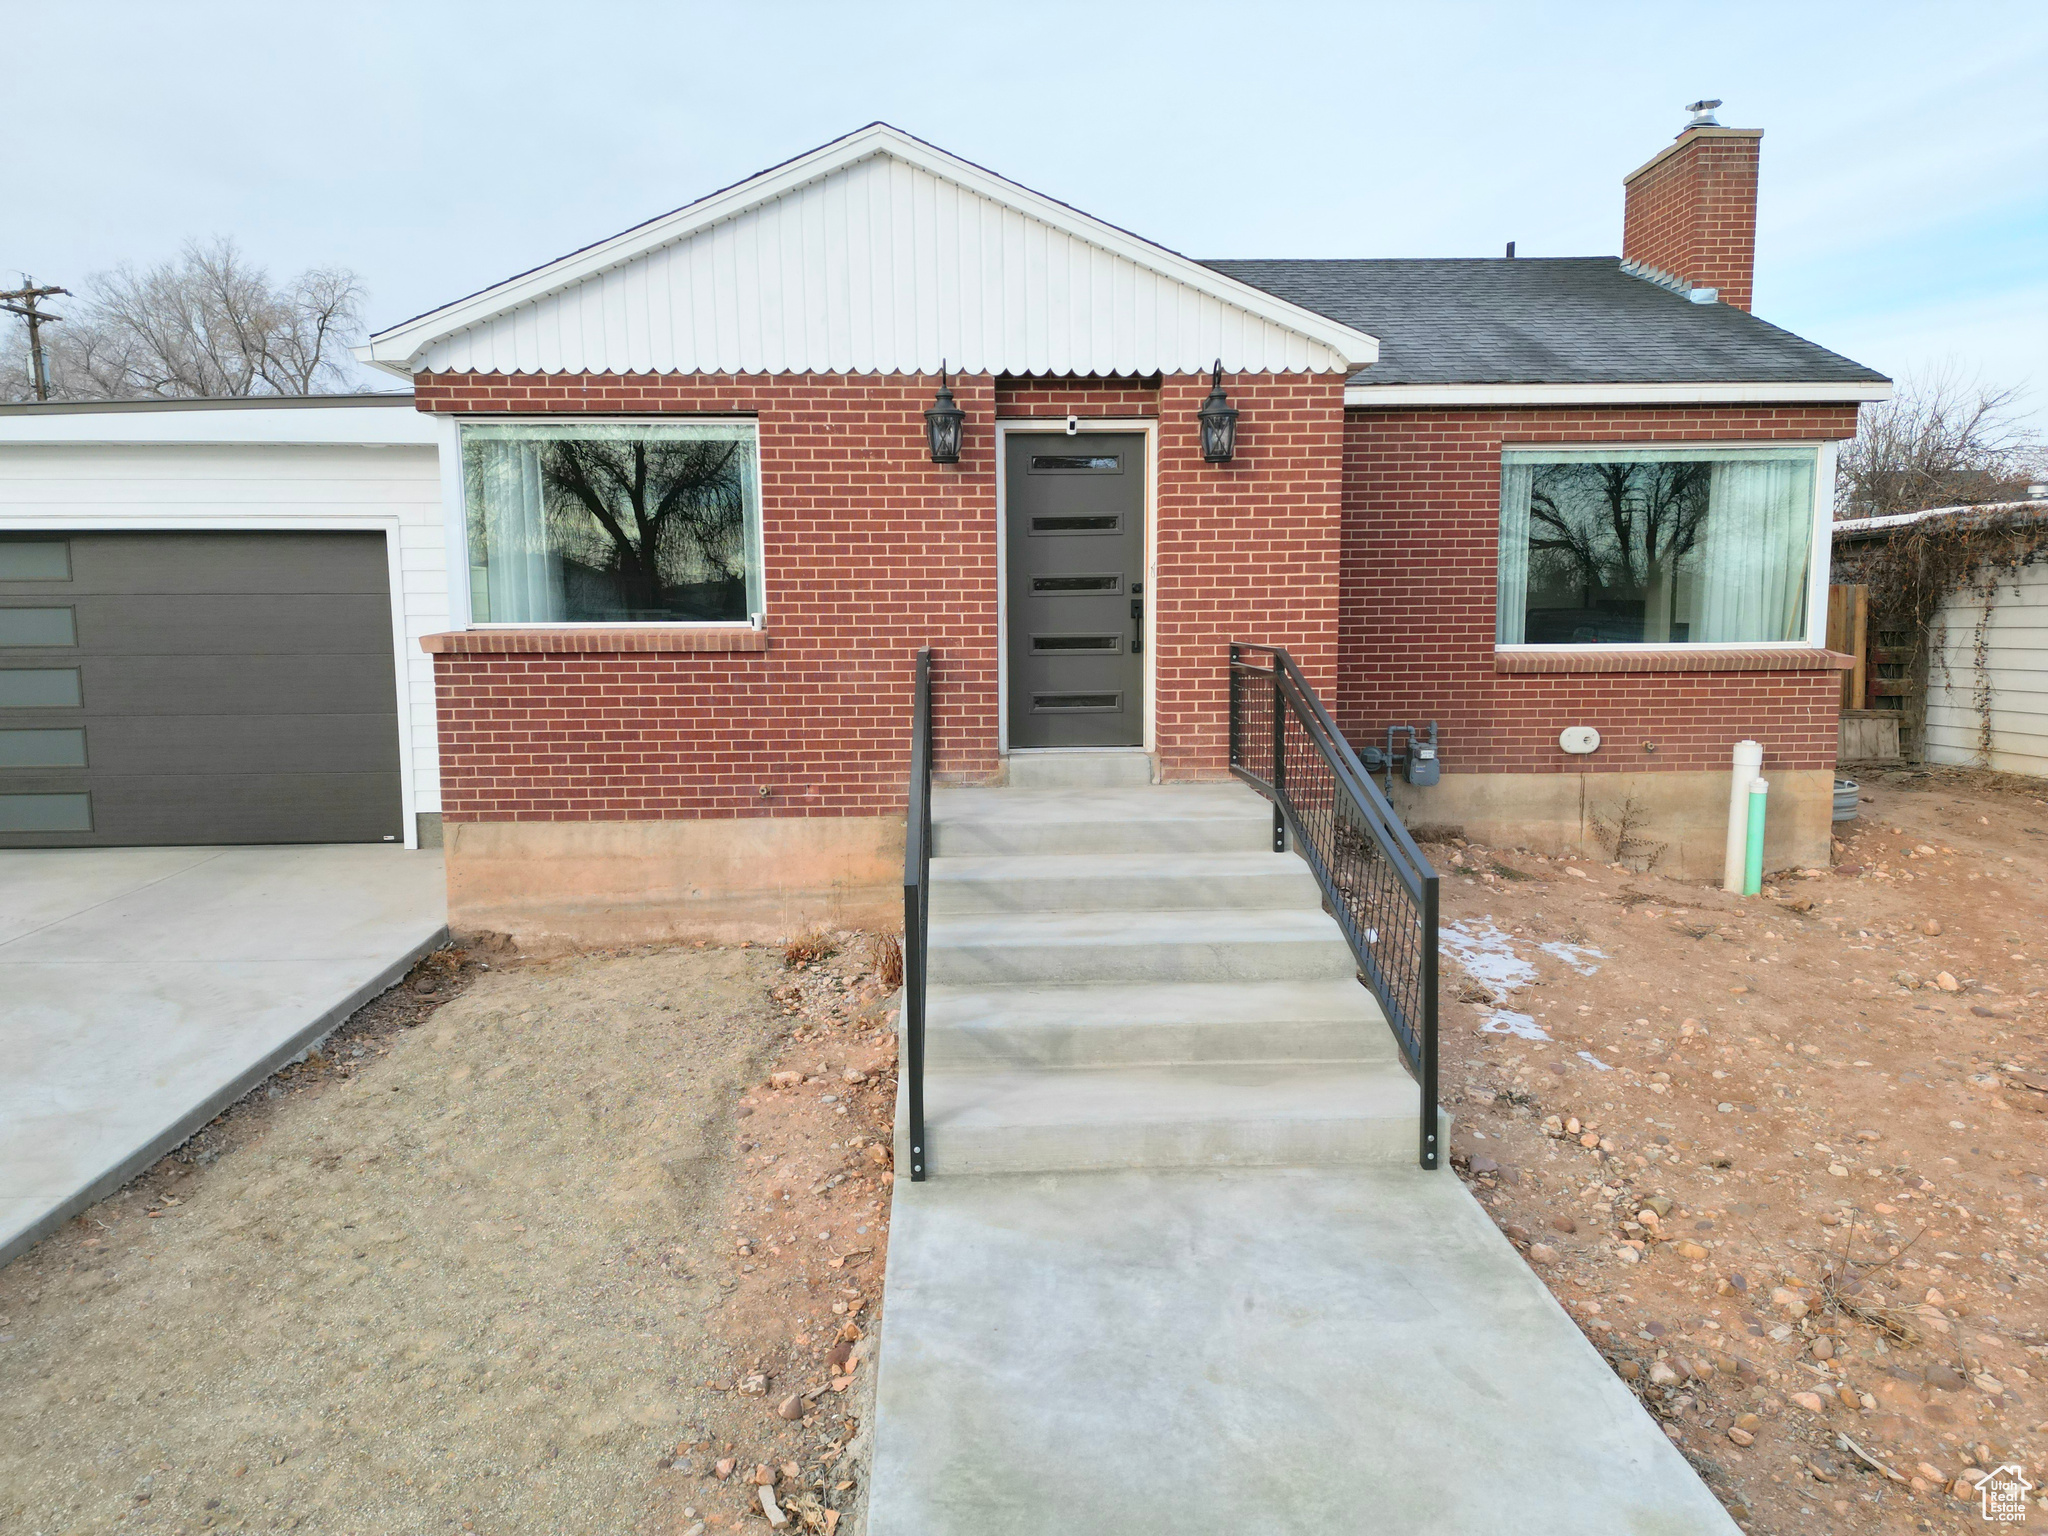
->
925, 364, 965, 464
1197, 358, 1238, 464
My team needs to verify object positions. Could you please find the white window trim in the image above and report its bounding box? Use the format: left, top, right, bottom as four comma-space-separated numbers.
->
1493, 438, 1837, 653
993, 418, 1159, 756
445, 415, 766, 630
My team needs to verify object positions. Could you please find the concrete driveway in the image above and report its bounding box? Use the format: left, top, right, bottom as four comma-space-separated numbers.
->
0, 845, 447, 1265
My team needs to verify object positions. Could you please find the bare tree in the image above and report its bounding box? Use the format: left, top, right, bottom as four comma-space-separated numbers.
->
0, 239, 365, 401
1837, 371, 2044, 518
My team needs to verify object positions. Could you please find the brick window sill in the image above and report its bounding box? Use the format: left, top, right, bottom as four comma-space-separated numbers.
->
420, 628, 770, 655
1495, 647, 1852, 675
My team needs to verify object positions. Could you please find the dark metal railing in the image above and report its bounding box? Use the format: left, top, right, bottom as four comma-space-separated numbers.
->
1228, 642, 1440, 1169
901, 647, 933, 1181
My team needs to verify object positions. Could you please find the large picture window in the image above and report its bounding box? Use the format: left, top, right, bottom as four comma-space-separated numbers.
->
461, 421, 763, 624
1497, 445, 1819, 645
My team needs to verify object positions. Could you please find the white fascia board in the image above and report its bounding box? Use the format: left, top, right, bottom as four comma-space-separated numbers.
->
363, 124, 1379, 375
0, 402, 437, 446
1344, 380, 1894, 408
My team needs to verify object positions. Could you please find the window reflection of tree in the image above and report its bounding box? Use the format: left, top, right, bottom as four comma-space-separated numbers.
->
541, 438, 750, 620
1527, 462, 1708, 642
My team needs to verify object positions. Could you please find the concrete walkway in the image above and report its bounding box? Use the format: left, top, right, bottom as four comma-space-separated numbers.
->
870, 751, 1736, 1533
870, 1164, 1741, 1535
0, 845, 447, 1265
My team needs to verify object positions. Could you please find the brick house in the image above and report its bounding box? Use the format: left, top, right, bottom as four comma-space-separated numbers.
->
339, 111, 1884, 937
344, 114, 1886, 943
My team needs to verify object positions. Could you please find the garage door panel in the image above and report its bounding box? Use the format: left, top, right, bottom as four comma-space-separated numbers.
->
0, 532, 404, 848
55, 594, 398, 657
0, 530, 391, 597
70, 714, 403, 774
0, 773, 402, 846
0, 657, 396, 718
66, 654, 397, 716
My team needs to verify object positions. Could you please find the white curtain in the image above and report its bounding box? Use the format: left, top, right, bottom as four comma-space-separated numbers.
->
1696, 459, 1811, 642
470, 439, 564, 624
1496, 462, 1534, 644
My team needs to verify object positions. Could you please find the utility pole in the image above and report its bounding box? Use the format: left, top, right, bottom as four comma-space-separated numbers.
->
1, 278, 70, 401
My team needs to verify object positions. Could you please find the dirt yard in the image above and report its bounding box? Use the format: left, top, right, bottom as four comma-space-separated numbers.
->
0, 931, 901, 1536
1439, 763, 2048, 1534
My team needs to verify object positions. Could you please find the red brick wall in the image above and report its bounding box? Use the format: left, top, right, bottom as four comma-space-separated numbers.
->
991, 370, 1349, 779
1622, 128, 1762, 311
420, 371, 1001, 822
994, 375, 1161, 417
418, 367, 1347, 818
1340, 404, 1859, 779
1154, 371, 1346, 777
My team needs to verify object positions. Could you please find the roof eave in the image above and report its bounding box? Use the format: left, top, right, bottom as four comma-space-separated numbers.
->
1344, 380, 1892, 408
367, 124, 1378, 373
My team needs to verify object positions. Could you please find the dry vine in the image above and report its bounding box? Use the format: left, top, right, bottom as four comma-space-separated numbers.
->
1836, 506, 2048, 760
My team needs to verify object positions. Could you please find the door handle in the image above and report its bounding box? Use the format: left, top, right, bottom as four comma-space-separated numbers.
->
1130, 596, 1143, 654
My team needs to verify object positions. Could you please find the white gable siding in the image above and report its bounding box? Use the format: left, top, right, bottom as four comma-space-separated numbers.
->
417, 154, 1351, 378
0, 440, 448, 820
1925, 560, 2048, 777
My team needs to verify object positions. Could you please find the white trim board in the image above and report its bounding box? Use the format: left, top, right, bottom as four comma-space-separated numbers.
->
360, 124, 1378, 380
0, 402, 434, 446
1345, 381, 1891, 409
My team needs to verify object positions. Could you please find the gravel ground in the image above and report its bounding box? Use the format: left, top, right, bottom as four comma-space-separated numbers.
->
1439, 763, 2048, 1533
0, 942, 832, 1536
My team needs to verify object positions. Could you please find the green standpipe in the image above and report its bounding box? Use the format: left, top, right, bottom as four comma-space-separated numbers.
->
1742, 778, 1769, 896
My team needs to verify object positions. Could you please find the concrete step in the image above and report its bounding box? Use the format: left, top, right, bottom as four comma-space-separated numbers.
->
923, 980, 1396, 1068
928, 851, 1321, 915
927, 908, 1357, 986
1004, 750, 1155, 789
911, 1061, 1425, 1175
932, 784, 1271, 856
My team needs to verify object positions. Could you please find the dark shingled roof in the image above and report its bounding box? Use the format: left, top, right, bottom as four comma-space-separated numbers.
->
1203, 257, 1888, 389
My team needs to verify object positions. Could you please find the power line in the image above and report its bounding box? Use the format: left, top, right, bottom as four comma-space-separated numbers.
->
1, 278, 70, 401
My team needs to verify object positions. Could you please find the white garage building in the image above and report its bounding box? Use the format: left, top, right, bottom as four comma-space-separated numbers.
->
0, 396, 448, 848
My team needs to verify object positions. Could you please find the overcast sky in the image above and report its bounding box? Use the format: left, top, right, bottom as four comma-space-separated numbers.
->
10, 1, 2046, 432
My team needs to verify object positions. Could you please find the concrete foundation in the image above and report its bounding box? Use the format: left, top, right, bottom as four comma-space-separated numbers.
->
1387, 767, 1834, 877
443, 816, 904, 949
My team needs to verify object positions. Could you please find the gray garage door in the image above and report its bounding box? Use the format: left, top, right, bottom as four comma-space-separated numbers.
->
0, 531, 403, 847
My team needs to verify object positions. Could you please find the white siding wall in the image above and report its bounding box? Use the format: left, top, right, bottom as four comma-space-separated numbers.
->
1925, 560, 2048, 776
418, 153, 1350, 378
0, 441, 448, 818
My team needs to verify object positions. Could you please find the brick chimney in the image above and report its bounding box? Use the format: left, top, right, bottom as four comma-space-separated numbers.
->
1622, 101, 1763, 311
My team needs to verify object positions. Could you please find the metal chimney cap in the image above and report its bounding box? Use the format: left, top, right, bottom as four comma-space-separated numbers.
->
1685, 99, 1724, 129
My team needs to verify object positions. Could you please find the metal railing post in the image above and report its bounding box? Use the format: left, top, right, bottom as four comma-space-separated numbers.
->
1419, 868, 1440, 1170
1227, 643, 1240, 770
902, 646, 933, 1181
1269, 671, 1287, 853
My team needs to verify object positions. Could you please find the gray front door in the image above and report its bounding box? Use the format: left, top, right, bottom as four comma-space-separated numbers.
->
1004, 433, 1145, 748
0, 530, 404, 847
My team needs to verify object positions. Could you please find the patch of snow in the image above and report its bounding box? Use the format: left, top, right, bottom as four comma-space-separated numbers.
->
1577, 1051, 1615, 1072
1482, 1008, 1550, 1041
1441, 919, 1538, 992
1539, 940, 1606, 975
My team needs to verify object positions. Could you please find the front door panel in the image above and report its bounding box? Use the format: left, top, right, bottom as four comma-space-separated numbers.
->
1005, 433, 1145, 748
